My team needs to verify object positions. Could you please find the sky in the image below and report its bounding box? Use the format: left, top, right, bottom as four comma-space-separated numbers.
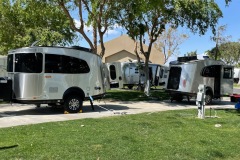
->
74, 1, 240, 63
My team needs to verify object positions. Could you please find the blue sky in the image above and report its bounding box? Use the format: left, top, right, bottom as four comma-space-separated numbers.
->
75, 1, 240, 61
179, 0, 240, 55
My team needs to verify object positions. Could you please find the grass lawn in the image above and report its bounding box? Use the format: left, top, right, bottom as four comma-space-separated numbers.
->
234, 83, 240, 88
104, 88, 169, 101
1, 109, 240, 159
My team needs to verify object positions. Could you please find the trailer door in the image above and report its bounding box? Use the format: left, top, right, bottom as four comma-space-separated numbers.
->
221, 66, 233, 95
109, 63, 123, 88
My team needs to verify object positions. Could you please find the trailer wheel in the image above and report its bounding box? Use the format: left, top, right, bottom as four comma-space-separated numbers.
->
175, 95, 183, 102
64, 95, 83, 113
128, 85, 134, 89
205, 91, 213, 105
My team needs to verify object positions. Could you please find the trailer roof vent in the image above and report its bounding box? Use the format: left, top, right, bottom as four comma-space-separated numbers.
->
177, 56, 197, 62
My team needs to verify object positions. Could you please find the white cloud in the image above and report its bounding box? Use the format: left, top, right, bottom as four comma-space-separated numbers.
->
74, 19, 122, 36
74, 19, 93, 33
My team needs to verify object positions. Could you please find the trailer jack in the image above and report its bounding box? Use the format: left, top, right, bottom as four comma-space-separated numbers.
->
89, 96, 95, 110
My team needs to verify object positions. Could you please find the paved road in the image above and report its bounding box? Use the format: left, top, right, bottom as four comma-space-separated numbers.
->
0, 97, 236, 128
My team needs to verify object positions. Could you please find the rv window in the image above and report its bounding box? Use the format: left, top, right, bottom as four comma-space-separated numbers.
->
14, 53, 43, 73
45, 54, 90, 74
7, 54, 13, 72
109, 65, 116, 80
223, 68, 233, 79
201, 66, 216, 77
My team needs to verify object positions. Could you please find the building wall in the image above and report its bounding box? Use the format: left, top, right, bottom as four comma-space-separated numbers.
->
105, 50, 138, 63
98, 35, 165, 65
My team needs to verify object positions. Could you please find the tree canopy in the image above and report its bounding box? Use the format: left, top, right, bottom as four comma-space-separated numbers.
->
116, 0, 225, 94
0, 0, 76, 55
207, 42, 240, 65
56, 0, 118, 56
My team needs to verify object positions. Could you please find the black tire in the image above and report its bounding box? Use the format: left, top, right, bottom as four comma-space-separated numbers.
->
64, 95, 83, 113
205, 91, 213, 105
128, 85, 134, 89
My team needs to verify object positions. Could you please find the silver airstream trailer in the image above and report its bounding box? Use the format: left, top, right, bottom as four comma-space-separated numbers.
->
106, 61, 141, 89
0, 46, 107, 113
106, 61, 168, 89
165, 56, 233, 104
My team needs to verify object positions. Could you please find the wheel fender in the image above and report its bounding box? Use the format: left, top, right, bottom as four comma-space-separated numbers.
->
63, 87, 85, 101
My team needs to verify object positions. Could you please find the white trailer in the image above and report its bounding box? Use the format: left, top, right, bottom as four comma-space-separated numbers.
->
106, 61, 168, 89
106, 62, 139, 89
234, 68, 240, 83
0, 46, 108, 113
165, 56, 233, 104
0, 55, 7, 77
149, 64, 169, 87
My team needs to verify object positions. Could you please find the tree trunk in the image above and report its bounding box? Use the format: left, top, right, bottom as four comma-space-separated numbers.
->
143, 59, 150, 96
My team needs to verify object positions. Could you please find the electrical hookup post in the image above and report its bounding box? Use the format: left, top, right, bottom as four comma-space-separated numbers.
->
196, 84, 206, 119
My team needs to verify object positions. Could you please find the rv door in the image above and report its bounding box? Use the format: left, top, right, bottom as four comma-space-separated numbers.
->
116, 63, 123, 88
221, 66, 234, 95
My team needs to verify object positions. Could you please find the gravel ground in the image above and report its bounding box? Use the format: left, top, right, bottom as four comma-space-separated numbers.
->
0, 97, 235, 128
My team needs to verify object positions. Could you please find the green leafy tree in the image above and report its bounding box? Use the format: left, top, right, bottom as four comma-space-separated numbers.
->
207, 42, 240, 65
210, 25, 231, 60
56, 0, 118, 56
187, 50, 197, 56
116, 0, 227, 95
0, 0, 76, 55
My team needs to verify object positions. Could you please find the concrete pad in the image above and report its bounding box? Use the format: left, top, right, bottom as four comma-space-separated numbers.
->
0, 97, 236, 128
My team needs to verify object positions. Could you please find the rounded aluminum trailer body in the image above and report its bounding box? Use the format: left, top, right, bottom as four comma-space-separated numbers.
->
7, 46, 105, 102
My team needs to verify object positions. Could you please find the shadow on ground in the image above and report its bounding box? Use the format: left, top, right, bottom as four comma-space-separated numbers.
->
0, 104, 130, 118
162, 98, 236, 107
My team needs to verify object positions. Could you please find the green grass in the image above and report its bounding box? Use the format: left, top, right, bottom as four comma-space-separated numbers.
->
1, 109, 240, 159
234, 83, 240, 88
104, 89, 169, 101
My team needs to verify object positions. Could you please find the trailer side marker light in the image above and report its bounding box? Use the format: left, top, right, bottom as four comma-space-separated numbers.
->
45, 76, 52, 78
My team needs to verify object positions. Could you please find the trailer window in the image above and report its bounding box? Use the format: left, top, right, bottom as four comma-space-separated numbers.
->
201, 66, 216, 77
14, 53, 43, 73
7, 54, 13, 72
45, 54, 90, 74
109, 65, 116, 80
223, 68, 233, 79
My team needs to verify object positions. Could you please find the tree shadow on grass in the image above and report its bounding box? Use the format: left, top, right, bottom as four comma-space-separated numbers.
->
0, 145, 18, 150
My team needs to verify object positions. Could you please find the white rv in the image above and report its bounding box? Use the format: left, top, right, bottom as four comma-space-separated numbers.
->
106, 61, 168, 89
234, 68, 240, 83
0, 46, 107, 113
106, 62, 139, 89
149, 64, 169, 87
165, 56, 233, 104
0, 55, 7, 77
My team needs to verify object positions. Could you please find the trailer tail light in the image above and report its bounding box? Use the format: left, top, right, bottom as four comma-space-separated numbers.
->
45, 75, 52, 78
183, 79, 186, 88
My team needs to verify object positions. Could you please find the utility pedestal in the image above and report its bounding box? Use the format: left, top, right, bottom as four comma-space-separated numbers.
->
196, 84, 206, 119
